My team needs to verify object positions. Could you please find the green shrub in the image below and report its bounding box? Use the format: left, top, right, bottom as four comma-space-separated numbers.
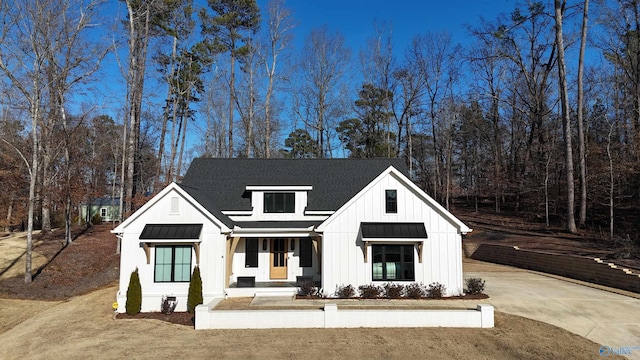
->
384, 283, 405, 299
91, 213, 102, 225
187, 266, 203, 314
405, 282, 425, 299
358, 284, 383, 299
125, 268, 142, 315
335, 284, 356, 298
465, 277, 486, 295
427, 282, 446, 299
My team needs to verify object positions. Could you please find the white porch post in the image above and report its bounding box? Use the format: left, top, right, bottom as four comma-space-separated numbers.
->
225, 237, 241, 287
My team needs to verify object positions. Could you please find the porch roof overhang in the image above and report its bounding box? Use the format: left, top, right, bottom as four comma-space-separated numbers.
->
140, 223, 203, 240
231, 221, 321, 237
360, 222, 428, 263
138, 224, 204, 265
360, 222, 428, 240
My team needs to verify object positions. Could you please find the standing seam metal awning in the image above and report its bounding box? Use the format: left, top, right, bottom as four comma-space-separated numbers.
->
361, 222, 427, 239
139, 224, 203, 240
360, 222, 427, 263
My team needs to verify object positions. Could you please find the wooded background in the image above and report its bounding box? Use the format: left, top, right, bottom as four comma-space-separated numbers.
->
1, 0, 639, 283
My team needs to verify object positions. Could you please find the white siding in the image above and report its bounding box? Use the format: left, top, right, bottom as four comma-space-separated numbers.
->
320, 172, 464, 296
116, 188, 226, 312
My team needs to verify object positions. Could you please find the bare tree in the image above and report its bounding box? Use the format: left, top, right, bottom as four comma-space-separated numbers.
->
0, 0, 105, 281
554, 0, 578, 233
293, 26, 351, 158
259, 0, 294, 158
121, 0, 157, 218
577, 0, 589, 226
410, 31, 461, 204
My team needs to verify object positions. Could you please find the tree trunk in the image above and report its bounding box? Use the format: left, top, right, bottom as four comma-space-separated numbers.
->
554, 0, 578, 233
228, 51, 235, 158
155, 35, 178, 189
577, 0, 589, 227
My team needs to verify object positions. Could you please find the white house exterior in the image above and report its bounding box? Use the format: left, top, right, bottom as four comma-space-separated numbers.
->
112, 158, 471, 313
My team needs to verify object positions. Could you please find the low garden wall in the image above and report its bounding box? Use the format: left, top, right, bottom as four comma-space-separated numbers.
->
195, 302, 494, 330
469, 243, 640, 293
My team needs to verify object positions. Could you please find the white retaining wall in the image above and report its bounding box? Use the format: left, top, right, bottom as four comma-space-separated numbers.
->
195, 302, 494, 330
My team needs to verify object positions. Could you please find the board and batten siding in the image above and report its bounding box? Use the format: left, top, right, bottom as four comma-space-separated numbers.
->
116, 186, 227, 313
320, 171, 464, 296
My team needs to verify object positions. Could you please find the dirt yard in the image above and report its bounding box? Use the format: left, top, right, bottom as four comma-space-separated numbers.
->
0, 285, 619, 360
0, 225, 623, 359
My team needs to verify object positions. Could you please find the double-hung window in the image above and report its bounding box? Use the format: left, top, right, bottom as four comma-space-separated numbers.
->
155, 246, 192, 282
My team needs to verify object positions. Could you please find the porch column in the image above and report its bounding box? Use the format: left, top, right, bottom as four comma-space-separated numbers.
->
312, 236, 322, 275
225, 237, 241, 287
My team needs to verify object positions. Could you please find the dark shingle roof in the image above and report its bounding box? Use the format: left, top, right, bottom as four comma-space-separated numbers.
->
180, 158, 407, 212
178, 184, 235, 228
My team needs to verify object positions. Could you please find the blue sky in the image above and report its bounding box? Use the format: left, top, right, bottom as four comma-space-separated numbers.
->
275, 0, 516, 54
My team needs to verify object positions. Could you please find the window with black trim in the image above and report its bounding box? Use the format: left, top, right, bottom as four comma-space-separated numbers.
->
372, 244, 414, 281
385, 190, 397, 213
264, 192, 295, 213
299, 238, 313, 267
155, 245, 192, 282
245, 238, 258, 267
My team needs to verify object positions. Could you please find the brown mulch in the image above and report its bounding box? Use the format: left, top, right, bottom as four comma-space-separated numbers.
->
0, 224, 120, 300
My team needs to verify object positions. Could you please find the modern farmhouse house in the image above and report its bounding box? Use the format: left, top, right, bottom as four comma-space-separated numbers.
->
112, 158, 471, 313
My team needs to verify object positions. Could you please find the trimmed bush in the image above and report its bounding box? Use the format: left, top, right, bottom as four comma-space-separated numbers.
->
405, 282, 425, 299
465, 277, 486, 295
125, 268, 142, 315
384, 283, 405, 299
427, 282, 446, 299
298, 281, 322, 297
91, 213, 102, 225
335, 284, 356, 298
358, 284, 383, 299
160, 295, 178, 315
187, 266, 203, 314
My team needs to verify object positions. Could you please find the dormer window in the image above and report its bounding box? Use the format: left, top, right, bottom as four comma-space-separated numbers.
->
264, 193, 295, 213
385, 190, 397, 213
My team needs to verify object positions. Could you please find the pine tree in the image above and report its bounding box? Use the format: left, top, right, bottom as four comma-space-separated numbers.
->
125, 268, 142, 315
187, 266, 203, 313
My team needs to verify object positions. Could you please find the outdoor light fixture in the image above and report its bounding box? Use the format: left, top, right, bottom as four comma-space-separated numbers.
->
262, 239, 267, 250
291, 239, 295, 251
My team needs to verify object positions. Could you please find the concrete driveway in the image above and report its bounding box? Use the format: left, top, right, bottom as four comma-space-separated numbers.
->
466, 260, 640, 359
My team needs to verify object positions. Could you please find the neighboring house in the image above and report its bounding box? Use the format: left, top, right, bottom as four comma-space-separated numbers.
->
79, 197, 120, 224
112, 158, 471, 313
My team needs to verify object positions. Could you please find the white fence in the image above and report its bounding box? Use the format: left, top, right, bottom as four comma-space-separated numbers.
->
195, 302, 494, 330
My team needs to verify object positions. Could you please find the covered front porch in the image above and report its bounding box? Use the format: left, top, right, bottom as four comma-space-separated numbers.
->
223, 222, 323, 297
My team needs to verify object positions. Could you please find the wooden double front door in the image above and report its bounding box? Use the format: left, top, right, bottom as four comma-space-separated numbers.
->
270, 238, 288, 279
